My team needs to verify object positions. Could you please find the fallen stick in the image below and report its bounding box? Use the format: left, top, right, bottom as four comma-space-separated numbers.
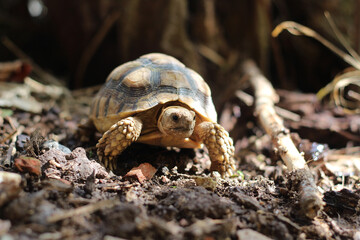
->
47, 199, 119, 223
1, 125, 24, 168
243, 60, 324, 219
1, 37, 63, 86
74, 10, 121, 88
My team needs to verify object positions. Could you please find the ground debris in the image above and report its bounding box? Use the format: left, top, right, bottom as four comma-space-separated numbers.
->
0, 60, 31, 83
0, 74, 359, 239
277, 89, 360, 148
0, 219, 11, 235
184, 218, 237, 239
39, 147, 109, 181
25, 129, 45, 157
0, 82, 42, 113
0, 171, 21, 207
98, 203, 182, 240
47, 198, 119, 223
323, 188, 360, 215
124, 163, 157, 183
151, 186, 237, 223
251, 211, 294, 240
14, 156, 41, 176
237, 228, 272, 240
2, 190, 59, 225
231, 189, 265, 211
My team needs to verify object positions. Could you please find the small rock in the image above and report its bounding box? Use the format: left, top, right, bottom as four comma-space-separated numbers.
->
39, 148, 67, 166
179, 218, 189, 227
41, 178, 73, 193
39, 149, 66, 179
184, 218, 236, 239
58, 178, 72, 186
237, 229, 272, 240
42, 140, 71, 154
231, 189, 265, 211
160, 175, 170, 183
193, 176, 218, 191
64, 147, 109, 181
3, 190, 60, 225
0, 219, 11, 235
15, 134, 29, 150
171, 166, 178, 174
14, 156, 41, 176
0, 171, 22, 207
124, 163, 157, 183
65, 147, 87, 160
161, 166, 170, 176
39, 148, 109, 181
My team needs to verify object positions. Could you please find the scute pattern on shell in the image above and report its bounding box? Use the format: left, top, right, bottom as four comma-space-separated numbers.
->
91, 53, 217, 123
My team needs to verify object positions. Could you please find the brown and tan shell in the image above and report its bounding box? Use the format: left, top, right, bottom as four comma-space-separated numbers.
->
90, 53, 217, 133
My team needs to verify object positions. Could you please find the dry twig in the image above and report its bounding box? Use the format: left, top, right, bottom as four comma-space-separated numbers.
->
272, 20, 360, 70
1, 125, 24, 167
1, 37, 63, 86
74, 10, 121, 88
272, 15, 360, 114
47, 199, 119, 223
243, 60, 324, 219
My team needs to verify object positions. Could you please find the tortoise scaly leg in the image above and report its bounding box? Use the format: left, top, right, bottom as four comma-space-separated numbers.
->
96, 117, 142, 171
194, 122, 236, 177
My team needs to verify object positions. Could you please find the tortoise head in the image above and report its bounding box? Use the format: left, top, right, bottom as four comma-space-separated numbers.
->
158, 106, 196, 138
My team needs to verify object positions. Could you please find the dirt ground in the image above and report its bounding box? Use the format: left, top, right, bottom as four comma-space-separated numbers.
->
1, 1, 360, 239
0, 79, 359, 240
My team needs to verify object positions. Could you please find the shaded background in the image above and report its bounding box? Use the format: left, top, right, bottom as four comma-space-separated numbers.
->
0, 0, 358, 105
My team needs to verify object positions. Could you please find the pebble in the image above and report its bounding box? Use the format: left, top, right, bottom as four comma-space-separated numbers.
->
42, 140, 71, 154
14, 156, 42, 176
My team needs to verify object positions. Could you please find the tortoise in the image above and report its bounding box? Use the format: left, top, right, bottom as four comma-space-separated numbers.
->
90, 53, 236, 177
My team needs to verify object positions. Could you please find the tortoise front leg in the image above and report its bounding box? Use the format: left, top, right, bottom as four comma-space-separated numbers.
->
96, 117, 142, 171
194, 122, 236, 177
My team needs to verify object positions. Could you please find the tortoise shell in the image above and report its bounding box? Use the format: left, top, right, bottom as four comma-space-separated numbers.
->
90, 53, 217, 133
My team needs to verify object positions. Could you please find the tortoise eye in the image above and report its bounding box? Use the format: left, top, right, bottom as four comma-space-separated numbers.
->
172, 114, 179, 121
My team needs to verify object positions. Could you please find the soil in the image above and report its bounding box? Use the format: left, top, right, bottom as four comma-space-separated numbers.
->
0, 83, 359, 240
